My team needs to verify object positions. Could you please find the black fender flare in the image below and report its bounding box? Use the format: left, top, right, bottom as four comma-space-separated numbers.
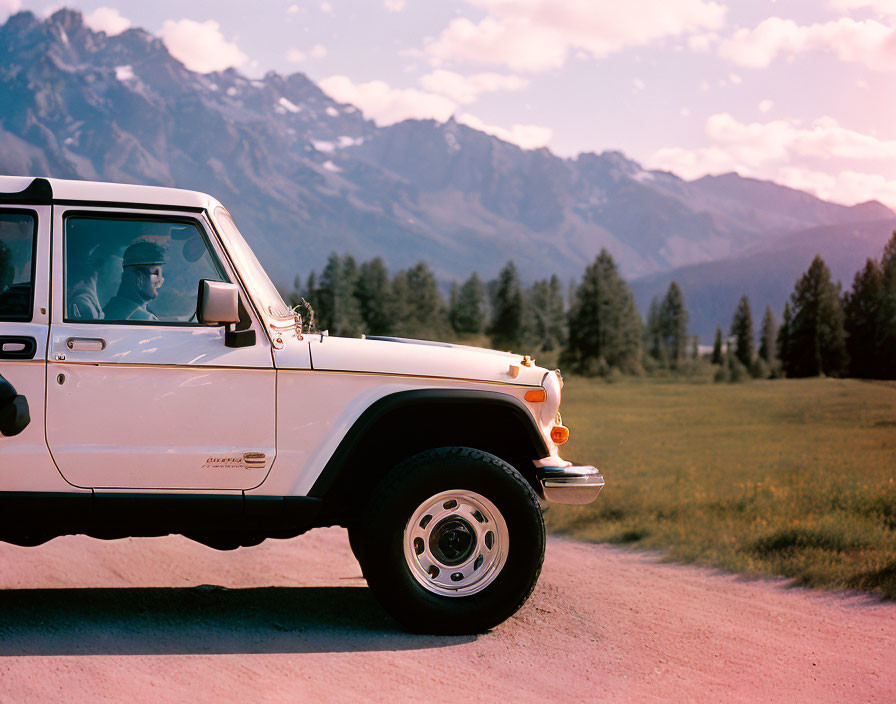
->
307, 388, 549, 500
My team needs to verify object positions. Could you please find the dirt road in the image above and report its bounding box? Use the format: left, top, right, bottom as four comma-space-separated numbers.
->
0, 528, 893, 703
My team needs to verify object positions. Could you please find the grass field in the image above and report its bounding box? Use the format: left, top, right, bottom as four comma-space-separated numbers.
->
545, 376, 896, 598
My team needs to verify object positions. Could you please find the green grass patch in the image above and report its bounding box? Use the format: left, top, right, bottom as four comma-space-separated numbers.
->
545, 376, 896, 598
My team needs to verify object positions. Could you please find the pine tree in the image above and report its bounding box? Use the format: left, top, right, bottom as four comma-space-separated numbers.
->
711, 325, 723, 364
783, 256, 848, 377
658, 282, 688, 368
882, 230, 896, 286
777, 302, 792, 370
450, 272, 487, 335
313, 255, 339, 333
730, 295, 754, 368
304, 271, 317, 300
488, 261, 525, 350
388, 270, 412, 336
383, 262, 446, 339
316, 253, 363, 336
758, 306, 778, 364
645, 296, 663, 364
356, 257, 392, 335
843, 259, 884, 378
448, 282, 459, 331
564, 250, 642, 373
527, 275, 566, 352
877, 230, 896, 378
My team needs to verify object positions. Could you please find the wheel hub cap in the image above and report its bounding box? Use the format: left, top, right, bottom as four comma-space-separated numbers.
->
403, 490, 509, 597
430, 517, 475, 566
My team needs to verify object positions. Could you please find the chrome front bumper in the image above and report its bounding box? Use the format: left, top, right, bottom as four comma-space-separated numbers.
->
538, 465, 605, 505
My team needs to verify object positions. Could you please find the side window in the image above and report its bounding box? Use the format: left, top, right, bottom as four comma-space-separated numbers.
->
64, 215, 228, 324
0, 211, 36, 322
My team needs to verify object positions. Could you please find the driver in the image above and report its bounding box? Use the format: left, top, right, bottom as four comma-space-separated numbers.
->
103, 241, 166, 321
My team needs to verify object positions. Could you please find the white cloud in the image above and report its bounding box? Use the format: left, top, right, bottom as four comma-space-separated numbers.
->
319, 75, 457, 124
0, 0, 21, 23
457, 113, 552, 149
633, 77, 646, 91
776, 167, 896, 207
287, 45, 327, 62
418, 69, 527, 103
287, 4, 300, 14
829, 0, 896, 17
84, 6, 130, 36
160, 19, 248, 73
758, 99, 774, 113
688, 32, 718, 51
647, 113, 896, 207
649, 144, 743, 179
425, 0, 726, 72
728, 72, 742, 84
40, 4, 62, 19
704, 113, 896, 161
320, 2, 334, 14
385, 0, 406, 10
717, 16, 896, 71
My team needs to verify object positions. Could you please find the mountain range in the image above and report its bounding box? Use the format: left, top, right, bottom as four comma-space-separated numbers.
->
1, 8, 894, 341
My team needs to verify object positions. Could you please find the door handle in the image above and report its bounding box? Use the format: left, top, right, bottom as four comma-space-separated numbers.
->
0, 336, 37, 360
66, 337, 106, 352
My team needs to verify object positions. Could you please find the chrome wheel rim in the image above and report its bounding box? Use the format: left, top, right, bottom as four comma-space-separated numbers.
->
403, 489, 509, 597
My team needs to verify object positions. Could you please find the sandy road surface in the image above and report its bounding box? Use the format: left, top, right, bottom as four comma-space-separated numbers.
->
0, 528, 893, 703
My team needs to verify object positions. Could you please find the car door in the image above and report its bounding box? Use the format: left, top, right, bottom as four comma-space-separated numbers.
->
45, 207, 275, 490
0, 203, 64, 491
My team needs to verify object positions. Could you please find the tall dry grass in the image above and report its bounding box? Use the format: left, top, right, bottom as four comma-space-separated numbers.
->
546, 377, 896, 598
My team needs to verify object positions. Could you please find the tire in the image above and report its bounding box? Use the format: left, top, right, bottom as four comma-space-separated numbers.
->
355, 447, 545, 635
346, 522, 365, 563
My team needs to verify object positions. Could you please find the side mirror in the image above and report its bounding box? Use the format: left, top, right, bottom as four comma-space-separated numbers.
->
196, 280, 256, 349
0, 374, 30, 437
197, 280, 240, 325
0, 396, 30, 437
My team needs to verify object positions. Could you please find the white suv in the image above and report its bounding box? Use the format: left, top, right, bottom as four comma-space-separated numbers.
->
0, 176, 603, 634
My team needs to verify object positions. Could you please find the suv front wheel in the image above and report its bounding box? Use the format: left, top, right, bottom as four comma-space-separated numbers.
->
355, 447, 545, 634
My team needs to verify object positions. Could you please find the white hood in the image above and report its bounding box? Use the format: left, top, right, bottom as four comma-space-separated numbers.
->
305, 335, 546, 386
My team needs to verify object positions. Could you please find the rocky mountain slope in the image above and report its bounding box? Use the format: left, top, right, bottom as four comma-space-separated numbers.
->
1, 8, 893, 322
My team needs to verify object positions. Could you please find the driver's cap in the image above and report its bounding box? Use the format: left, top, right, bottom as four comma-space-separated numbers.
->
122, 240, 166, 268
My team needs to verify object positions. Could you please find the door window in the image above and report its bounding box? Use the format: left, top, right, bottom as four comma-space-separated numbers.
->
0, 211, 37, 322
64, 215, 227, 324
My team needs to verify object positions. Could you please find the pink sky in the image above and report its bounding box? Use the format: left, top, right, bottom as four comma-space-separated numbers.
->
5, 0, 896, 208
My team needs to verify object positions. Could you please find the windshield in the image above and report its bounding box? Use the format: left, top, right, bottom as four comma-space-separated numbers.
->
211, 207, 292, 320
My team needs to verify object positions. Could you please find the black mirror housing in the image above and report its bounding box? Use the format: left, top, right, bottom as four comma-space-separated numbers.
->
0, 375, 30, 437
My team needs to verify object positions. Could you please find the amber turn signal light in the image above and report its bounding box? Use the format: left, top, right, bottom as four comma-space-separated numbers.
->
524, 388, 547, 403
550, 425, 569, 444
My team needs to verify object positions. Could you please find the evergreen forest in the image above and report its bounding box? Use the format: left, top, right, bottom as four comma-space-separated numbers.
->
287, 230, 896, 381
